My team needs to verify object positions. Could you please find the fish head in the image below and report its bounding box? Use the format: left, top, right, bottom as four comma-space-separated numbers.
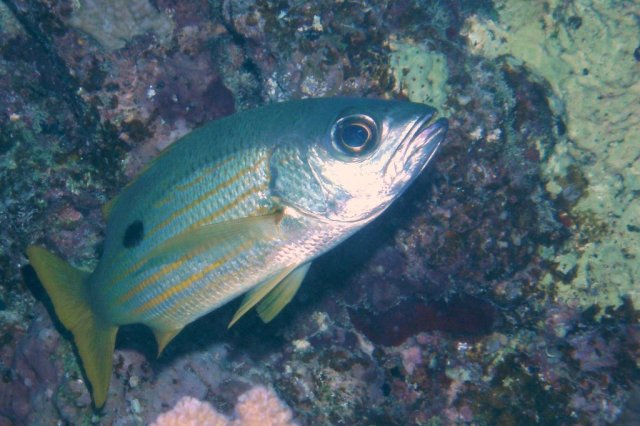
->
277, 99, 448, 224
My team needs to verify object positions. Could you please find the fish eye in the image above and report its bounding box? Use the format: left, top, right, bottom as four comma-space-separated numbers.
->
332, 114, 378, 156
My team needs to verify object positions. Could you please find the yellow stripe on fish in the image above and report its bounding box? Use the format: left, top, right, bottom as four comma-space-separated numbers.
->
132, 239, 254, 317
187, 181, 271, 231
145, 154, 268, 241
153, 156, 235, 209
109, 180, 270, 300
106, 154, 268, 290
118, 192, 270, 309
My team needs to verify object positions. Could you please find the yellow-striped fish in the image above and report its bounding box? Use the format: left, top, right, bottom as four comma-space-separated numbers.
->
27, 98, 447, 407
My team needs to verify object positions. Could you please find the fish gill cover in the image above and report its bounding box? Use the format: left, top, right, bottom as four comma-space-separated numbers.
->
0, 0, 638, 425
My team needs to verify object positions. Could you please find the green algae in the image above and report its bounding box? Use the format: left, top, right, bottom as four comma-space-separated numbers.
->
462, 0, 640, 312
389, 41, 450, 112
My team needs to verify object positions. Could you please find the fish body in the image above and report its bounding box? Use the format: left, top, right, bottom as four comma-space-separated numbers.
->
27, 98, 447, 407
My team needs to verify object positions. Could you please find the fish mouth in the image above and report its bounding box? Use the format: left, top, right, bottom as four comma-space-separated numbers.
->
411, 115, 448, 173
386, 113, 448, 189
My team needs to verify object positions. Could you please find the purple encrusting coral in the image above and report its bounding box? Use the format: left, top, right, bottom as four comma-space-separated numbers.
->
0, 0, 638, 425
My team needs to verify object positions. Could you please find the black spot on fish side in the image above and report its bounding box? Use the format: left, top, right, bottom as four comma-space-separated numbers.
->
555, 117, 566, 136
123, 220, 144, 248
566, 15, 582, 30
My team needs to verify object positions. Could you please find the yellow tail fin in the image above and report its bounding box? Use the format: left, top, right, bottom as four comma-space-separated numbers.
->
26, 246, 118, 408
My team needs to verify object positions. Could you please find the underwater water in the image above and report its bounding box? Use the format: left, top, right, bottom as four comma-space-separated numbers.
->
0, 0, 638, 425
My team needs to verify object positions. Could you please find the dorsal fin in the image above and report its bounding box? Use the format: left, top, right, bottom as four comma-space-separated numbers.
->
101, 194, 120, 220
100, 142, 180, 221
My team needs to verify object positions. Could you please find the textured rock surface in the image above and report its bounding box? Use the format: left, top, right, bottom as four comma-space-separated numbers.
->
69, 0, 174, 51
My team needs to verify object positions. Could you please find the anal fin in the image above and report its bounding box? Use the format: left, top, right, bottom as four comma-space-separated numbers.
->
228, 262, 311, 328
152, 327, 183, 356
228, 266, 295, 328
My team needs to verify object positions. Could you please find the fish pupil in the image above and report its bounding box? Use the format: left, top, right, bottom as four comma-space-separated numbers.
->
342, 123, 370, 149
123, 220, 144, 248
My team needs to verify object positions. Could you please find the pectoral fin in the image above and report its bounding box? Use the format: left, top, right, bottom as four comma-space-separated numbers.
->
256, 262, 311, 323
142, 211, 283, 270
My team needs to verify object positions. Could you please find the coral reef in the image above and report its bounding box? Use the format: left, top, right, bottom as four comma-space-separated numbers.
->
0, 0, 637, 425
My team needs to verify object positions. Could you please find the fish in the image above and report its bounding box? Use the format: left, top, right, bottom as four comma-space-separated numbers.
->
26, 97, 448, 407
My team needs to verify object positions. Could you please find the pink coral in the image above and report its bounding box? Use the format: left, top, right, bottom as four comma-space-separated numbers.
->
151, 396, 227, 426
401, 346, 423, 375
151, 386, 297, 426
232, 386, 296, 426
